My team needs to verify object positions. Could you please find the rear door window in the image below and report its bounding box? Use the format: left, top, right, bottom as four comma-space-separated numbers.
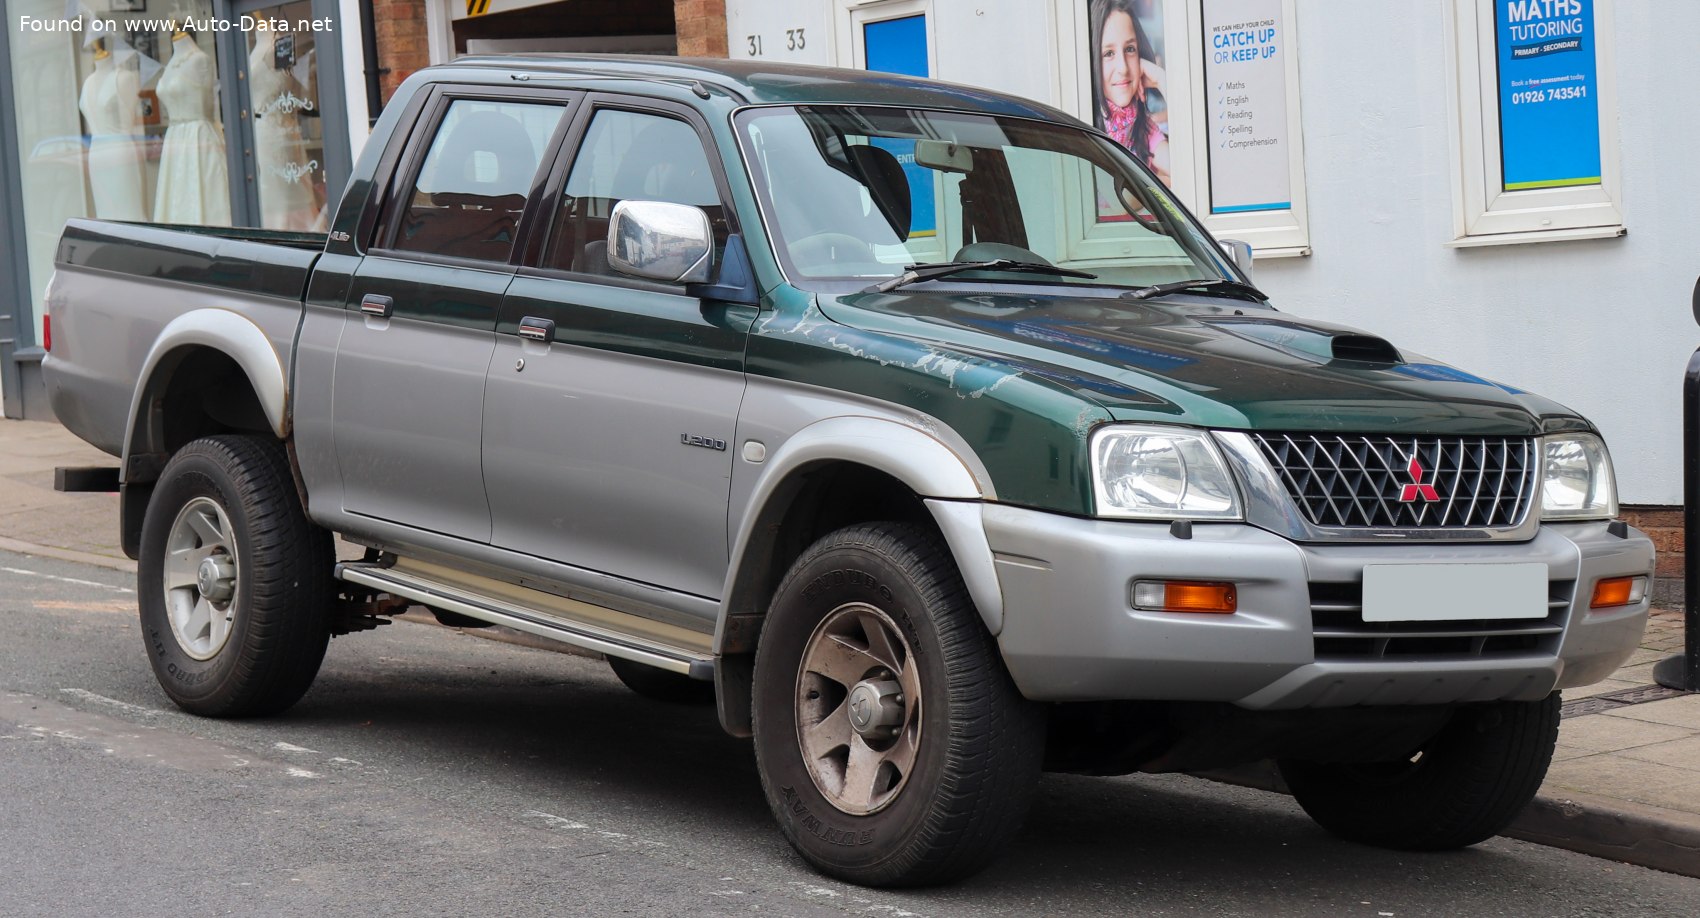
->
391, 99, 568, 263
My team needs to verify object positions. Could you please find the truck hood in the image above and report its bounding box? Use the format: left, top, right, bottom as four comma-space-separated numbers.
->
817, 289, 1588, 436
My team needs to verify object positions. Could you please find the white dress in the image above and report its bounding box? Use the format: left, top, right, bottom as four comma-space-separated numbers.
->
78, 55, 149, 221
153, 36, 231, 226
249, 30, 321, 231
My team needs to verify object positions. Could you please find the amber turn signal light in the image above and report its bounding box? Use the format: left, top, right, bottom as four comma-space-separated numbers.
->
1589, 576, 1647, 609
1131, 580, 1237, 614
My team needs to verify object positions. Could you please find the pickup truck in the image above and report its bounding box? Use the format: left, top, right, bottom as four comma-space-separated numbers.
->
43, 56, 1653, 887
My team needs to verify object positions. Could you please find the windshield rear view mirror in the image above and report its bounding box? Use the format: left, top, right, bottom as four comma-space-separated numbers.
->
914, 139, 974, 173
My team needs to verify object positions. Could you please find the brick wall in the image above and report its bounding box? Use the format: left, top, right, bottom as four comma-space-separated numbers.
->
1622, 505, 1684, 604
374, 0, 430, 103
674, 0, 728, 57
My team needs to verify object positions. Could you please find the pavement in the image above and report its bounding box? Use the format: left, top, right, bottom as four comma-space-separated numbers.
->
4, 416, 1699, 879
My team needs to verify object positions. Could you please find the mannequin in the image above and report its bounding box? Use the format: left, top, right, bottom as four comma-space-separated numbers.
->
248, 22, 321, 230
153, 29, 231, 225
78, 39, 149, 221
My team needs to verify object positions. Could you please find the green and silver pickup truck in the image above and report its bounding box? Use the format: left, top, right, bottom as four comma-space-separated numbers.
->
43, 56, 1653, 887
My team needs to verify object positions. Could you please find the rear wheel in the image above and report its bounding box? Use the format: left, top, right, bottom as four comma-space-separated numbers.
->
752, 522, 1045, 887
606, 656, 715, 704
137, 435, 333, 717
1278, 694, 1560, 850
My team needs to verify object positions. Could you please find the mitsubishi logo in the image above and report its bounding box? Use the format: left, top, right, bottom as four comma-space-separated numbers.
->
1399, 456, 1440, 503
850, 695, 873, 729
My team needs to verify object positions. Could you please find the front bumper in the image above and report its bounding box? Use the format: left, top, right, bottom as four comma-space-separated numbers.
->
983, 505, 1653, 709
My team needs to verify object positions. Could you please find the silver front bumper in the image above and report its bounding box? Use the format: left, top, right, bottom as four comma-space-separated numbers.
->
983, 504, 1653, 709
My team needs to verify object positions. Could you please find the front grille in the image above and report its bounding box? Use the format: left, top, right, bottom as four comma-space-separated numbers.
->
1309, 580, 1572, 660
1251, 433, 1537, 530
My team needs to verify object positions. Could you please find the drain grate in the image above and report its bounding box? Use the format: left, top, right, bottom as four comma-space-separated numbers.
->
1560, 683, 1691, 719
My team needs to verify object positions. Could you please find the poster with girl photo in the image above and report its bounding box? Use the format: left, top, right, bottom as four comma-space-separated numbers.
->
1090, 0, 1171, 188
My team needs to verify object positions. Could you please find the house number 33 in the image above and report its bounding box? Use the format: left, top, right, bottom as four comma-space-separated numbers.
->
746, 29, 804, 56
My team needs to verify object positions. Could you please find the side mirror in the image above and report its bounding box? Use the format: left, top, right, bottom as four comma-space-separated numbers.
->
607, 200, 713, 285
1218, 238, 1255, 280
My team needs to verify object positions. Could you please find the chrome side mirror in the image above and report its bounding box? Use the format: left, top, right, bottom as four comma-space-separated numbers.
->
1218, 238, 1254, 280
607, 200, 713, 285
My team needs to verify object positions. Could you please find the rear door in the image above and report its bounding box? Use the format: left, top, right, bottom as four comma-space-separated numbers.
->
482, 95, 753, 603
333, 87, 574, 541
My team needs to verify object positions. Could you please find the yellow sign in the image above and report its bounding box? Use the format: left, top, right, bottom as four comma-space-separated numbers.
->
466, 0, 492, 16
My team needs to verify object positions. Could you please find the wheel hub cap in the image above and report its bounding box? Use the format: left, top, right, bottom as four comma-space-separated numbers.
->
847, 680, 904, 738
196, 555, 236, 603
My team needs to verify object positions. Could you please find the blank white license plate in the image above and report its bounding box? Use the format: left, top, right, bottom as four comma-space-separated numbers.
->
1361, 563, 1549, 622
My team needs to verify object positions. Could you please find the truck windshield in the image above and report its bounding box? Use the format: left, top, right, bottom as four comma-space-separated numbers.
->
734, 105, 1233, 292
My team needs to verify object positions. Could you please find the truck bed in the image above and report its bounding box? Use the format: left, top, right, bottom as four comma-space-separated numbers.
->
44, 219, 323, 457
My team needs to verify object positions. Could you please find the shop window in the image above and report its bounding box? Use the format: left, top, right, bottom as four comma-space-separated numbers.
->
244, 7, 326, 231
4, 2, 237, 345
543, 109, 726, 278
1053, 0, 1311, 257
393, 98, 567, 263
1445, 0, 1624, 246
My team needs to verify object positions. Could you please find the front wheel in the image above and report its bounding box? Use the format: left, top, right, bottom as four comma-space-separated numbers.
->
137, 435, 334, 717
752, 523, 1045, 887
1278, 693, 1560, 850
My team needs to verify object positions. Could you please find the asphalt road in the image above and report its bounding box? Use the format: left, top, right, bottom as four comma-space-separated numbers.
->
3, 547, 1697, 917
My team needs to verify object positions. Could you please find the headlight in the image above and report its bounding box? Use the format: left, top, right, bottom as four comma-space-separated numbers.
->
1091, 425, 1242, 520
1540, 434, 1617, 521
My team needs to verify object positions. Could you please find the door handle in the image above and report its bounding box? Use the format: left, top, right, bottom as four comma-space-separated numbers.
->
517, 316, 556, 344
360, 294, 393, 318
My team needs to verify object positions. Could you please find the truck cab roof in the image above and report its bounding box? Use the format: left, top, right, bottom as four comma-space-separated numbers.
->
441, 54, 1084, 125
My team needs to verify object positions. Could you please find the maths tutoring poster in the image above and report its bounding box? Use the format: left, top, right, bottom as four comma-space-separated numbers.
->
1201, 0, 1290, 214
1495, 0, 1601, 191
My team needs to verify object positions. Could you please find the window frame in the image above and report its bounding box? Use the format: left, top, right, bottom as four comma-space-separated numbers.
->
1444, 0, 1625, 246
370, 84, 579, 271
521, 92, 744, 293
1050, 0, 1312, 258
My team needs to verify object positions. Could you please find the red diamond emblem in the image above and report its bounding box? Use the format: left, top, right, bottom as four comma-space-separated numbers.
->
1399, 456, 1440, 503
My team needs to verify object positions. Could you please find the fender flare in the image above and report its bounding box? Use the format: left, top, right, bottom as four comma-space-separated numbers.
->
121, 309, 289, 472
716, 415, 1006, 654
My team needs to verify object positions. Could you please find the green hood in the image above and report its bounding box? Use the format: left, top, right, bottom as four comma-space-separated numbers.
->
818, 288, 1590, 437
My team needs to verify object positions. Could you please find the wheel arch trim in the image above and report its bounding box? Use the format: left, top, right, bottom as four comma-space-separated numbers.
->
716, 415, 1004, 658
121, 309, 289, 474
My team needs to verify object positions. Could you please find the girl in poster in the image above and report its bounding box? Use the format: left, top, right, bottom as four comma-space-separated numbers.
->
1091, 0, 1171, 186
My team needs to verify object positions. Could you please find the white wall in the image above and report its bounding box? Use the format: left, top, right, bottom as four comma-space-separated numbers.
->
1250, 2, 1698, 505
728, 0, 1698, 505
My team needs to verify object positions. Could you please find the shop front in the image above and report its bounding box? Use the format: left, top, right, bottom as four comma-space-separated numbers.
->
1, 0, 354, 418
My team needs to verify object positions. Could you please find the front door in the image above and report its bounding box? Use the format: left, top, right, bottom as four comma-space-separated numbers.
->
483, 100, 751, 603
333, 91, 572, 542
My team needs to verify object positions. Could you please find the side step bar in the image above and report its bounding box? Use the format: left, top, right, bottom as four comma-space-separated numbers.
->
336, 561, 714, 681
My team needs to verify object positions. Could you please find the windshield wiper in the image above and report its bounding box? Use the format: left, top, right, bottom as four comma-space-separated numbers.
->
1124, 278, 1268, 302
868, 259, 1098, 293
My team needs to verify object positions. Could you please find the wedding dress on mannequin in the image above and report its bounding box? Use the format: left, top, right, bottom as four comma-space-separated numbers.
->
79, 46, 148, 221
153, 32, 230, 225
248, 25, 319, 230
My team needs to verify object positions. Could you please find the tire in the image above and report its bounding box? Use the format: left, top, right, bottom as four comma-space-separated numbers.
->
752, 522, 1045, 887
606, 655, 715, 704
137, 435, 334, 717
1278, 693, 1560, 850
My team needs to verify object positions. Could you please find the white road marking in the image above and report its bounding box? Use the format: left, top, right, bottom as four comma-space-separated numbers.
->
285, 767, 321, 778
523, 810, 588, 831
60, 688, 164, 717
273, 742, 319, 754
2, 566, 134, 594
